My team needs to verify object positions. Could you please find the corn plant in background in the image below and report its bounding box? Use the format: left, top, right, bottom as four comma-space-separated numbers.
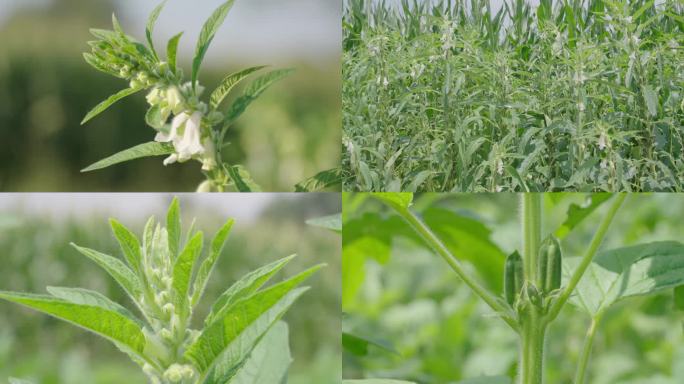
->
0, 198, 323, 384
344, 193, 684, 384
343, 0, 684, 192
81, 0, 340, 192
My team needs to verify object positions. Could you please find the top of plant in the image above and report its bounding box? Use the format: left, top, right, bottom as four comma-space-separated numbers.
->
80, 0, 306, 192
0, 198, 323, 383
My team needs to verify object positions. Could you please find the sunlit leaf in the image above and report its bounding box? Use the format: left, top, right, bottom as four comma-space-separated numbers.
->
81, 88, 140, 125
81, 142, 174, 172
192, 0, 236, 87
567, 241, 684, 315
227, 321, 292, 384
210, 66, 267, 109
0, 291, 146, 356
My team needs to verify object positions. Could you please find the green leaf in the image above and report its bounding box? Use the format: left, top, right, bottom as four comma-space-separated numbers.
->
675, 285, 684, 311
109, 219, 143, 274
423, 208, 506, 293
70, 243, 142, 301
567, 241, 684, 316
146, 0, 168, 59
342, 331, 399, 356
46, 286, 141, 325
167, 32, 183, 74
224, 69, 294, 124
554, 194, 613, 239
306, 213, 342, 234
227, 165, 262, 192
191, 218, 235, 306
372, 193, 413, 211
186, 264, 322, 374
204, 254, 297, 325
227, 321, 292, 384
167, 197, 181, 259
143, 216, 156, 260
172, 231, 204, 310
81, 88, 140, 125
81, 142, 174, 172
210, 66, 267, 109
0, 291, 146, 356
642, 85, 658, 117
192, 0, 236, 87
295, 168, 342, 192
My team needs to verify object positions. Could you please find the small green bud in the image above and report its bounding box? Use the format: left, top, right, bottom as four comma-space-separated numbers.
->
207, 110, 224, 125
130, 79, 144, 89
526, 283, 543, 308
504, 250, 524, 306
538, 235, 562, 294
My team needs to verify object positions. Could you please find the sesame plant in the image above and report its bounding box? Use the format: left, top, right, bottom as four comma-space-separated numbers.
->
343, 0, 684, 192
81, 0, 340, 192
345, 193, 684, 383
0, 198, 323, 384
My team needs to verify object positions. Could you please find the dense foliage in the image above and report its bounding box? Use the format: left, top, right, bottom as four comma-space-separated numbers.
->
343, 0, 684, 192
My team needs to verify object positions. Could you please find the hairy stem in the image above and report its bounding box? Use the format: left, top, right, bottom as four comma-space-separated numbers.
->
547, 193, 627, 321
519, 307, 546, 384
395, 207, 517, 330
522, 194, 542, 281
574, 313, 603, 384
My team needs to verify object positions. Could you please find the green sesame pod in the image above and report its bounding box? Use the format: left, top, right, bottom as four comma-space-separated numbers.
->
504, 250, 524, 306
538, 235, 562, 293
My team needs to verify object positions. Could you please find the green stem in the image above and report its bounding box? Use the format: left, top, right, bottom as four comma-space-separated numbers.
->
519, 307, 546, 384
395, 207, 517, 330
574, 313, 603, 384
547, 193, 627, 321
522, 194, 542, 281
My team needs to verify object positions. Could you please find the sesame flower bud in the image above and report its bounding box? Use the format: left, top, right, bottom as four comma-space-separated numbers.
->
165, 86, 185, 115
130, 79, 144, 89
156, 61, 169, 75
163, 303, 175, 316
164, 364, 196, 383
196, 180, 213, 193
201, 138, 217, 171
160, 328, 173, 341
146, 87, 163, 106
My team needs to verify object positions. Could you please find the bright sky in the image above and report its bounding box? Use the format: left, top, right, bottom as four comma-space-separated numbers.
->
0, 193, 289, 222
0, 0, 341, 65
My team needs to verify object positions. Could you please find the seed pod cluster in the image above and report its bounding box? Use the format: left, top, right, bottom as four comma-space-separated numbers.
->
538, 235, 562, 294
504, 250, 524, 306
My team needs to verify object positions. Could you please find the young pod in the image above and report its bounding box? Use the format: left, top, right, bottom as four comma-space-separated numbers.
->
538, 235, 562, 294
504, 250, 524, 306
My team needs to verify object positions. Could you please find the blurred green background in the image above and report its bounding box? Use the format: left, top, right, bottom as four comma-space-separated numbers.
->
0, 0, 341, 191
0, 193, 341, 383
343, 193, 684, 383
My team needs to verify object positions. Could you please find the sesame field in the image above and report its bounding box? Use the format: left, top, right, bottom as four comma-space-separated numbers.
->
342, 0, 684, 192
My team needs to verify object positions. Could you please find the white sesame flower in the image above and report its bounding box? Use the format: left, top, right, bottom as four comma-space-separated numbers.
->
201, 137, 217, 171
604, 14, 612, 22
598, 133, 607, 150
578, 102, 586, 112
495, 185, 503, 192
156, 111, 205, 165
496, 159, 504, 175
383, 77, 389, 87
